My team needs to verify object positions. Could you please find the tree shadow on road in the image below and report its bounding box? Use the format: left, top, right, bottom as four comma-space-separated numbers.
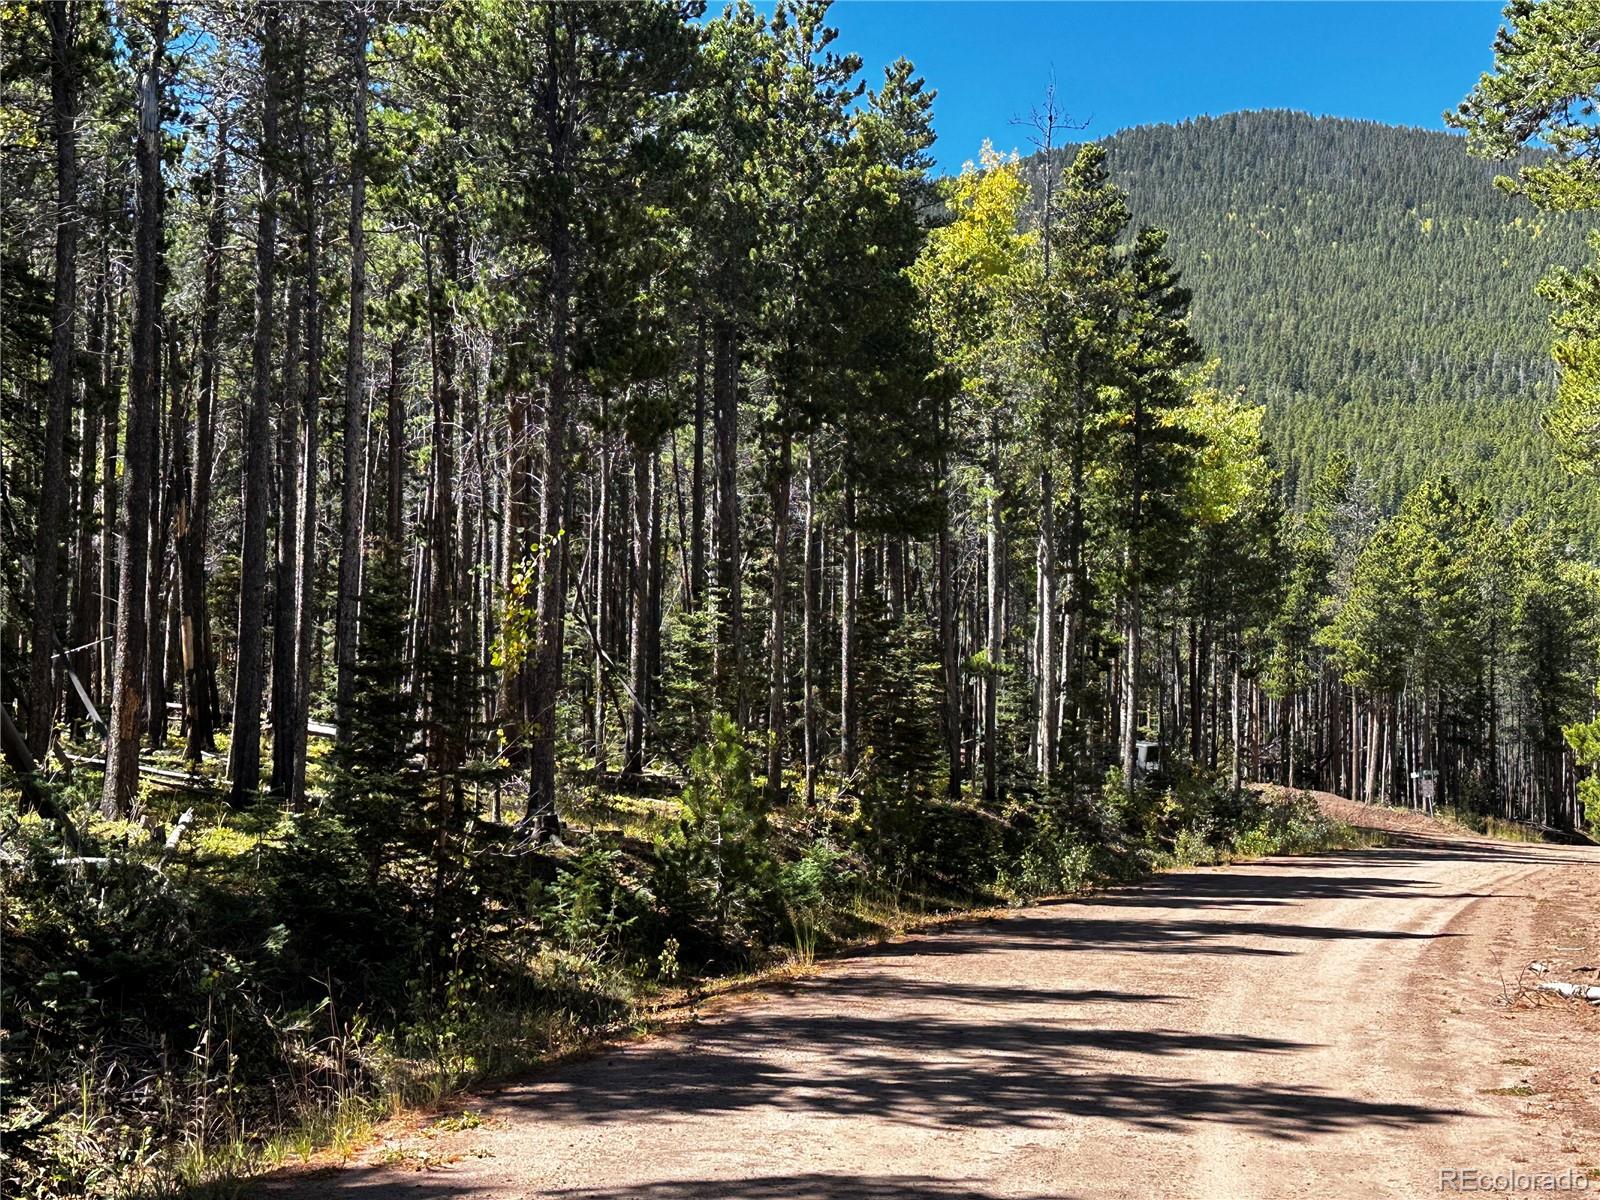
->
837, 910, 1458, 962
257, 1171, 1078, 1200
543, 1175, 1079, 1199
490, 989, 1463, 1139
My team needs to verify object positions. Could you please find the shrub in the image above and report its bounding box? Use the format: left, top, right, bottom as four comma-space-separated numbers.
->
776, 839, 851, 961
654, 716, 779, 957
529, 842, 659, 966
852, 773, 1003, 895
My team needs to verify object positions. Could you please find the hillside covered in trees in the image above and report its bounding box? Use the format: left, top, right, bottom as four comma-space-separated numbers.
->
1026, 112, 1595, 527
4, 2, 1600, 1196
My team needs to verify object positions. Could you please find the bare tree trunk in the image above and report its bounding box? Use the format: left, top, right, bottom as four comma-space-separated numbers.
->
181, 134, 226, 763
802, 443, 817, 805
335, 1, 369, 746
29, 0, 81, 754
227, 6, 281, 803
423, 179, 463, 773
1351, 689, 1361, 801
1061, 373, 1088, 783
712, 320, 742, 723
1189, 621, 1204, 761
1284, 693, 1295, 788
290, 135, 325, 809
144, 328, 180, 751
98, 255, 122, 713
649, 451, 664, 726
1121, 593, 1141, 786
422, 202, 464, 897
669, 413, 691, 608
937, 442, 961, 799
385, 344, 403, 539
1035, 469, 1056, 783
983, 422, 1001, 806
1230, 652, 1243, 793
526, 18, 572, 838
1365, 700, 1381, 803
691, 318, 706, 606
624, 435, 651, 775
71, 251, 106, 733
766, 431, 791, 804
269, 281, 305, 800
102, 4, 167, 817
500, 350, 533, 761
1120, 389, 1146, 794
840, 477, 857, 775
591, 430, 612, 772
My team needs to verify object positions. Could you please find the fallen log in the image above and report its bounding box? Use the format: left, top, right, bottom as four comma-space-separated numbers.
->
1535, 981, 1600, 1003
1, 704, 85, 851
61, 752, 223, 795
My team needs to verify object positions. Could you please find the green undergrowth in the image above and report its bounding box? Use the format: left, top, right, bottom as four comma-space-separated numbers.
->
3, 725, 1365, 1200
1433, 804, 1560, 844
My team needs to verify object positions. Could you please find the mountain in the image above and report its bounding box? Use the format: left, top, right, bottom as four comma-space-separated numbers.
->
1022, 110, 1596, 535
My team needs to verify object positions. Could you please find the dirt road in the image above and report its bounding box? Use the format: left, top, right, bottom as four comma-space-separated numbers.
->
264, 830, 1600, 1199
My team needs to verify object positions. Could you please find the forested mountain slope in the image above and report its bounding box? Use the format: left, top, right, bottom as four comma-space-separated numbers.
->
1024, 111, 1595, 531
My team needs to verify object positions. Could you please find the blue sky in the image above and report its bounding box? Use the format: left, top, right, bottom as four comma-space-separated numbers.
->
817, 1, 1506, 171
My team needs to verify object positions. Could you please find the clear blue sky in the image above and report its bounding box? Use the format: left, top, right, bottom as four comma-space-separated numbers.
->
815, 1, 1506, 171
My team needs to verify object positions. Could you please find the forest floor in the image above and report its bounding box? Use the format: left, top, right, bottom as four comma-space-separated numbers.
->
255, 800, 1600, 1199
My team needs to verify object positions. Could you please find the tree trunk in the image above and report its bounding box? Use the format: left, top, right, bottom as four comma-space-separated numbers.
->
592, 430, 612, 772
270, 281, 305, 800
691, 318, 706, 605
1189, 621, 1204, 762
290, 140, 325, 809
228, 7, 281, 803
526, 20, 571, 838
70, 245, 107, 733
424, 196, 463, 780
937, 443, 961, 799
334, 1, 369, 747
1230, 653, 1243, 793
1351, 689, 1361, 802
1121, 594, 1141, 786
29, 0, 81, 754
624, 435, 652, 775
181, 135, 226, 763
712, 320, 742, 723
1365, 700, 1381, 803
1061, 372, 1088, 783
102, 4, 167, 817
766, 431, 791, 804
840, 477, 858, 775
1035, 468, 1057, 783
385, 344, 403, 540
802, 443, 817, 805
983, 422, 1002, 806
143, 327, 182, 752
99, 250, 123, 713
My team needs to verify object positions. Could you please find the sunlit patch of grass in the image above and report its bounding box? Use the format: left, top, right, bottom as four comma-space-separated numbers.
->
562, 786, 682, 841
1435, 805, 1549, 843
428, 1109, 484, 1133
190, 824, 259, 861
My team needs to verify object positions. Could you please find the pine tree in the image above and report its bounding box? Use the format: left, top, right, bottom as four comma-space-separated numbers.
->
1452, 0, 1600, 475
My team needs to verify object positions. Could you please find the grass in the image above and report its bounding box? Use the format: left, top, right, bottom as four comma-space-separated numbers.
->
429, 1110, 486, 1133
1434, 805, 1556, 843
